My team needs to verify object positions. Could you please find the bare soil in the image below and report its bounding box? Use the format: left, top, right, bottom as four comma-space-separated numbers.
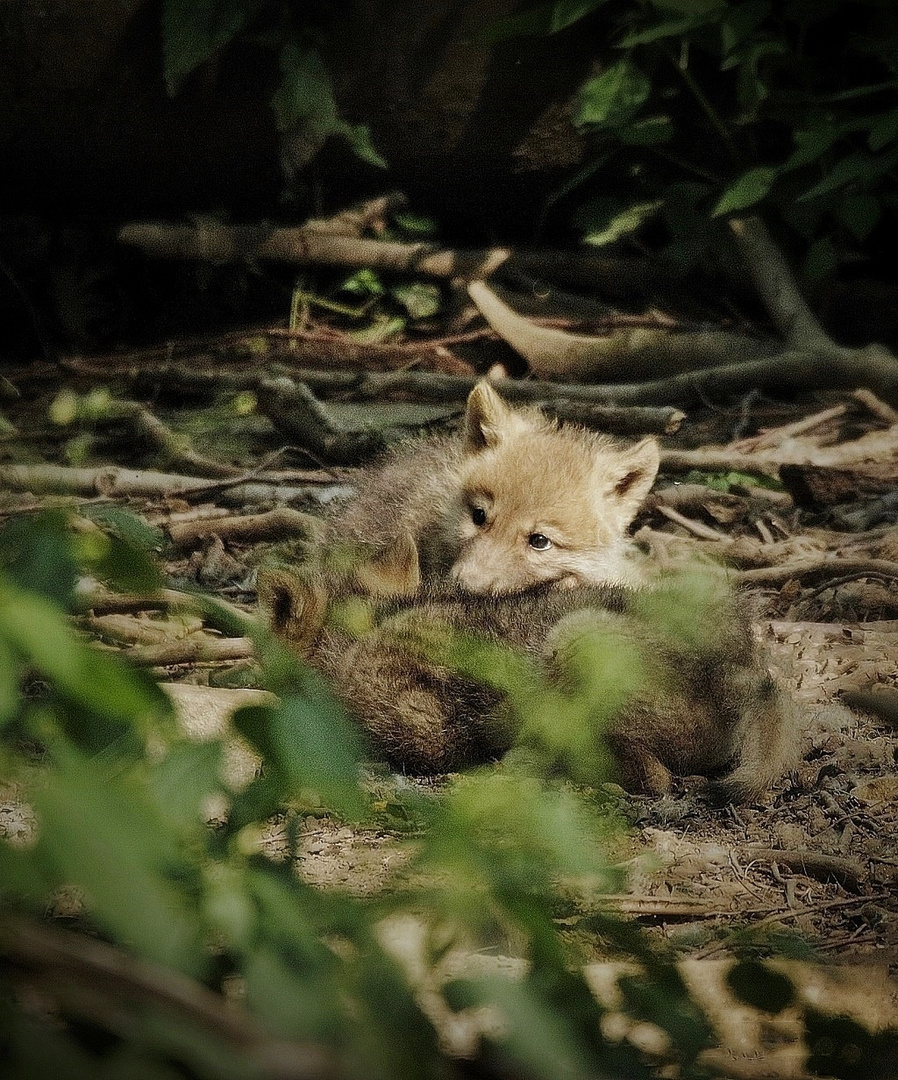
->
2, 367, 897, 979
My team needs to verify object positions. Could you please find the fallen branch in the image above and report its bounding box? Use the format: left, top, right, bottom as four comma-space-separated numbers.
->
540, 398, 685, 435
166, 507, 318, 550
81, 612, 203, 646
468, 279, 777, 381
60, 338, 898, 415
302, 191, 408, 237
735, 558, 898, 586
0, 463, 340, 507
740, 846, 864, 892
116, 634, 255, 667
255, 370, 687, 436
93, 399, 244, 478
63, 326, 475, 377
255, 378, 393, 464
779, 462, 898, 506
648, 484, 790, 514
270, 357, 898, 417
731, 403, 848, 454
729, 217, 832, 350
659, 449, 781, 479
73, 588, 257, 646
853, 387, 898, 424
117, 220, 664, 297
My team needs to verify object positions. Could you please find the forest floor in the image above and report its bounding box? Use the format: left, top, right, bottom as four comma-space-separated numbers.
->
2, 354, 897, 1028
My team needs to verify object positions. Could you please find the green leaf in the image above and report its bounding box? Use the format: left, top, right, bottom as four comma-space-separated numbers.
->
271, 45, 386, 169
393, 212, 438, 237
632, 569, 733, 654
444, 975, 596, 1078
802, 236, 837, 280
344, 123, 388, 169
150, 741, 225, 831
0, 839, 50, 903
549, 0, 611, 32
618, 114, 673, 145
0, 510, 79, 608
79, 504, 165, 555
348, 316, 406, 344
575, 60, 651, 130
798, 151, 873, 201
86, 532, 164, 594
202, 862, 256, 950
242, 946, 343, 1045
732, 40, 787, 115
341, 268, 385, 297
0, 633, 19, 728
868, 108, 898, 152
241, 871, 346, 1041
682, 468, 783, 492
234, 688, 365, 819
578, 199, 664, 246
726, 960, 795, 1013
712, 165, 776, 215
35, 740, 206, 974
839, 192, 881, 241
720, 0, 770, 58
272, 42, 337, 135
783, 122, 843, 171
162, 0, 260, 95
618, 13, 708, 48
426, 773, 617, 891
477, 4, 556, 42
390, 282, 442, 319
0, 579, 172, 729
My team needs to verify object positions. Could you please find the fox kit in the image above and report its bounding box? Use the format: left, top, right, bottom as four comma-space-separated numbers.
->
259, 550, 796, 804
312, 380, 660, 596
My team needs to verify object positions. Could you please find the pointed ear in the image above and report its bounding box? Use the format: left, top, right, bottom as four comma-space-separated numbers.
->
608, 437, 660, 514
354, 532, 421, 596
257, 567, 326, 655
464, 379, 519, 452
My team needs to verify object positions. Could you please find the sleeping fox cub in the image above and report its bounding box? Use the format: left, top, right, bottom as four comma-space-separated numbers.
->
259, 551, 796, 804
260, 379, 795, 802
312, 379, 660, 596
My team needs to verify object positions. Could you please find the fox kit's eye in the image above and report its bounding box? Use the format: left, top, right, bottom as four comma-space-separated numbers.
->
528, 533, 552, 550
471, 506, 487, 527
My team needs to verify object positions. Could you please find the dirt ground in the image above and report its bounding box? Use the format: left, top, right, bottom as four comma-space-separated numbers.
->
2, 367, 898, 983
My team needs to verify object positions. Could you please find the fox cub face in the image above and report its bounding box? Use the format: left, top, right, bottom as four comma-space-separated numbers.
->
447, 382, 660, 594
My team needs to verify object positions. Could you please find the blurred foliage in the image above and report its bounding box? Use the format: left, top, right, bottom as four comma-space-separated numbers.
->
682, 468, 785, 492
0, 511, 892, 1077
491, 0, 898, 278
289, 213, 443, 342
162, 0, 385, 173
